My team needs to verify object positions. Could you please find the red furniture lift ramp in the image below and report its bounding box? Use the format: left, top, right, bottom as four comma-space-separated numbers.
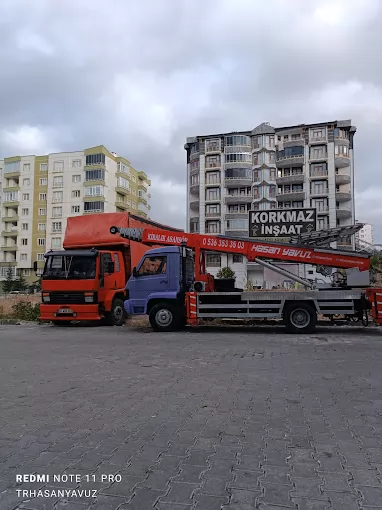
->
110, 225, 370, 290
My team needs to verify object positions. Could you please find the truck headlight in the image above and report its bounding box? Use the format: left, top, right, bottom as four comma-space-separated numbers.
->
42, 293, 50, 302
84, 293, 94, 303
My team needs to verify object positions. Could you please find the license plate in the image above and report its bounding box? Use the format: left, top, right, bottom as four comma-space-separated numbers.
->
58, 308, 73, 314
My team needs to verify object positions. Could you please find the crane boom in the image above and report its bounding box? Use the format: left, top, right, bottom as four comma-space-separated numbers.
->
110, 226, 370, 272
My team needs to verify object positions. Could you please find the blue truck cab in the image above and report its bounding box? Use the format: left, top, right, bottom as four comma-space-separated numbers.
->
124, 245, 194, 331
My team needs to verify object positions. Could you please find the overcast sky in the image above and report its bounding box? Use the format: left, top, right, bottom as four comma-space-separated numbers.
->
1, 0, 381, 242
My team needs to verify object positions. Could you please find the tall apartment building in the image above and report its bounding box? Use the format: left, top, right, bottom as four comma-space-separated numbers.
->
355, 222, 374, 250
0, 145, 151, 282
185, 120, 356, 287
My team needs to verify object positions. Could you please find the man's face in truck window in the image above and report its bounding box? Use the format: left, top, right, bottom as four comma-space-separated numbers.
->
139, 256, 166, 275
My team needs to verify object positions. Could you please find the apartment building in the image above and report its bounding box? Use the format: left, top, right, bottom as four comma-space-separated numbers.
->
185, 120, 356, 288
355, 222, 374, 251
0, 145, 151, 282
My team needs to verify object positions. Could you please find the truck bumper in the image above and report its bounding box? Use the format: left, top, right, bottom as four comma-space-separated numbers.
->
40, 304, 102, 321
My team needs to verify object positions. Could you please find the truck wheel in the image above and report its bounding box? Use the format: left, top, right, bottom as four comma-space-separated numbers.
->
284, 303, 316, 334
105, 298, 126, 326
149, 303, 178, 332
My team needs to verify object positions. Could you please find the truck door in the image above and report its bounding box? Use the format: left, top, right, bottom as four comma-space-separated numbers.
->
100, 253, 116, 290
128, 254, 169, 313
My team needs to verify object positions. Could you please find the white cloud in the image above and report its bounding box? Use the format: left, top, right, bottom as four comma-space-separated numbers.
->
0, 125, 59, 156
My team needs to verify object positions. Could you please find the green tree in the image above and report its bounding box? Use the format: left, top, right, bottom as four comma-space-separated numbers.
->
14, 271, 28, 292
3, 267, 15, 293
216, 266, 236, 279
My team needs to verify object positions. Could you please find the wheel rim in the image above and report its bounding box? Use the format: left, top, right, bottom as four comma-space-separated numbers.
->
156, 309, 173, 327
290, 308, 310, 329
113, 305, 123, 322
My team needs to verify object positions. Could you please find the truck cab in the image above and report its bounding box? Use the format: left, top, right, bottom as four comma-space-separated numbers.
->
39, 248, 127, 325
125, 246, 194, 330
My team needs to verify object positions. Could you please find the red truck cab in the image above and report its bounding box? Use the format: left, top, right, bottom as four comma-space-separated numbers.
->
37, 212, 183, 325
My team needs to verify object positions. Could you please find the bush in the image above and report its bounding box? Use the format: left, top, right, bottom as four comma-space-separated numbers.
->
216, 266, 236, 279
11, 301, 40, 322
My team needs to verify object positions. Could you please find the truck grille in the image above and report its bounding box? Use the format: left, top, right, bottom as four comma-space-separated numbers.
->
49, 292, 86, 304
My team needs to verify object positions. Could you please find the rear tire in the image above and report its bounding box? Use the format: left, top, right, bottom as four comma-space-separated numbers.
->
104, 298, 126, 326
149, 302, 179, 332
283, 302, 316, 334
52, 321, 72, 326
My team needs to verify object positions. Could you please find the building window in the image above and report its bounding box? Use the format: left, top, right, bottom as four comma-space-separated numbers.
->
51, 237, 61, 248
52, 207, 62, 217
22, 193, 29, 200
39, 178, 48, 186
38, 238, 45, 246
22, 223, 28, 231
225, 135, 251, 146
38, 208, 46, 216
72, 190, 81, 198
40, 163, 48, 172
23, 163, 30, 172
37, 253, 45, 261
206, 172, 219, 185
53, 191, 63, 202
206, 204, 220, 215
266, 135, 275, 148
253, 153, 261, 165
206, 254, 221, 267
190, 218, 199, 233
190, 174, 199, 186
205, 155, 221, 168
71, 205, 80, 214
117, 177, 129, 190
311, 198, 328, 212
52, 222, 62, 233
85, 185, 104, 197
23, 178, 30, 186
4, 161, 20, 173
72, 159, 82, 168
39, 193, 47, 201
205, 139, 221, 152
226, 218, 247, 231
291, 133, 301, 140
23, 269, 31, 276
269, 152, 275, 164
225, 153, 252, 163
233, 254, 243, 263
310, 146, 327, 159
335, 144, 349, 156
270, 169, 276, 180
72, 174, 81, 183
269, 185, 276, 198
311, 181, 328, 194
22, 208, 29, 215
20, 253, 28, 261
206, 188, 220, 201
53, 176, 63, 187
53, 161, 64, 172
311, 128, 325, 139
190, 160, 199, 171
85, 169, 105, 181
84, 201, 104, 212
21, 239, 28, 246
38, 223, 46, 231
206, 221, 220, 233
85, 153, 105, 166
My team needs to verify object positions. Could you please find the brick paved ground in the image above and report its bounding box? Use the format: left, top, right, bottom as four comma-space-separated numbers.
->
1, 323, 382, 509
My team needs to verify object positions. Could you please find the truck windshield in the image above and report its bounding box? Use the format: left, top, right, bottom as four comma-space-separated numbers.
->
43, 255, 97, 280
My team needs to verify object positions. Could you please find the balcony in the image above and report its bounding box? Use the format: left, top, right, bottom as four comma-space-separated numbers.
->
115, 201, 130, 210
309, 136, 327, 144
283, 138, 305, 148
276, 155, 304, 167
309, 153, 327, 163
205, 162, 221, 170
205, 228, 221, 234
138, 197, 147, 206
2, 215, 19, 222
310, 172, 328, 180
225, 212, 248, 220
115, 185, 130, 196
310, 189, 329, 198
224, 194, 253, 205
1, 245, 18, 252
335, 154, 350, 168
336, 207, 352, 219
335, 174, 351, 185
205, 141, 221, 154
189, 184, 200, 194
316, 206, 329, 214
205, 196, 221, 204
189, 166, 199, 176
2, 229, 18, 237
276, 191, 305, 202
276, 173, 305, 185
335, 191, 352, 202
205, 180, 221, 187
190, 200, 200, 210
225, 176, 253, 186
205, 211, 221, 219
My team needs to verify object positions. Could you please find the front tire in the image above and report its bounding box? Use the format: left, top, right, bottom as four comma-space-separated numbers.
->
104, 298, 126, 326
283, 303, 316, 334
149, 302, 179, 332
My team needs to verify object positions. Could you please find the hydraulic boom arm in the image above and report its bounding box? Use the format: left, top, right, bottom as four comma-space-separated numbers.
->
110, 226, 370, 272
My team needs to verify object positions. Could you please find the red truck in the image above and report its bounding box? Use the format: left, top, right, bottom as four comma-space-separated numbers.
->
36, 212, 183, 326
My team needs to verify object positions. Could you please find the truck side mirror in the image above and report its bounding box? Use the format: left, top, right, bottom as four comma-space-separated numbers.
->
106, 261, 115, 273
33, 261, 38, 272
132, 267, 138, 277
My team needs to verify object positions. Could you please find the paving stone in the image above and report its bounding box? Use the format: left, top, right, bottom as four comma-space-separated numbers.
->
119, 487, 165, 509
158, 481, 199, 504
228, 469, 262, 491
326, 491, 362, 510
259, 484, 294, 507
194, 494, 228, 509
87, 495, 129, 509
348, 467, 381, 486
290, 477, 326, 499
357, 485, 382, 506
290, 499, 331, 510
200, 476, 230, 496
